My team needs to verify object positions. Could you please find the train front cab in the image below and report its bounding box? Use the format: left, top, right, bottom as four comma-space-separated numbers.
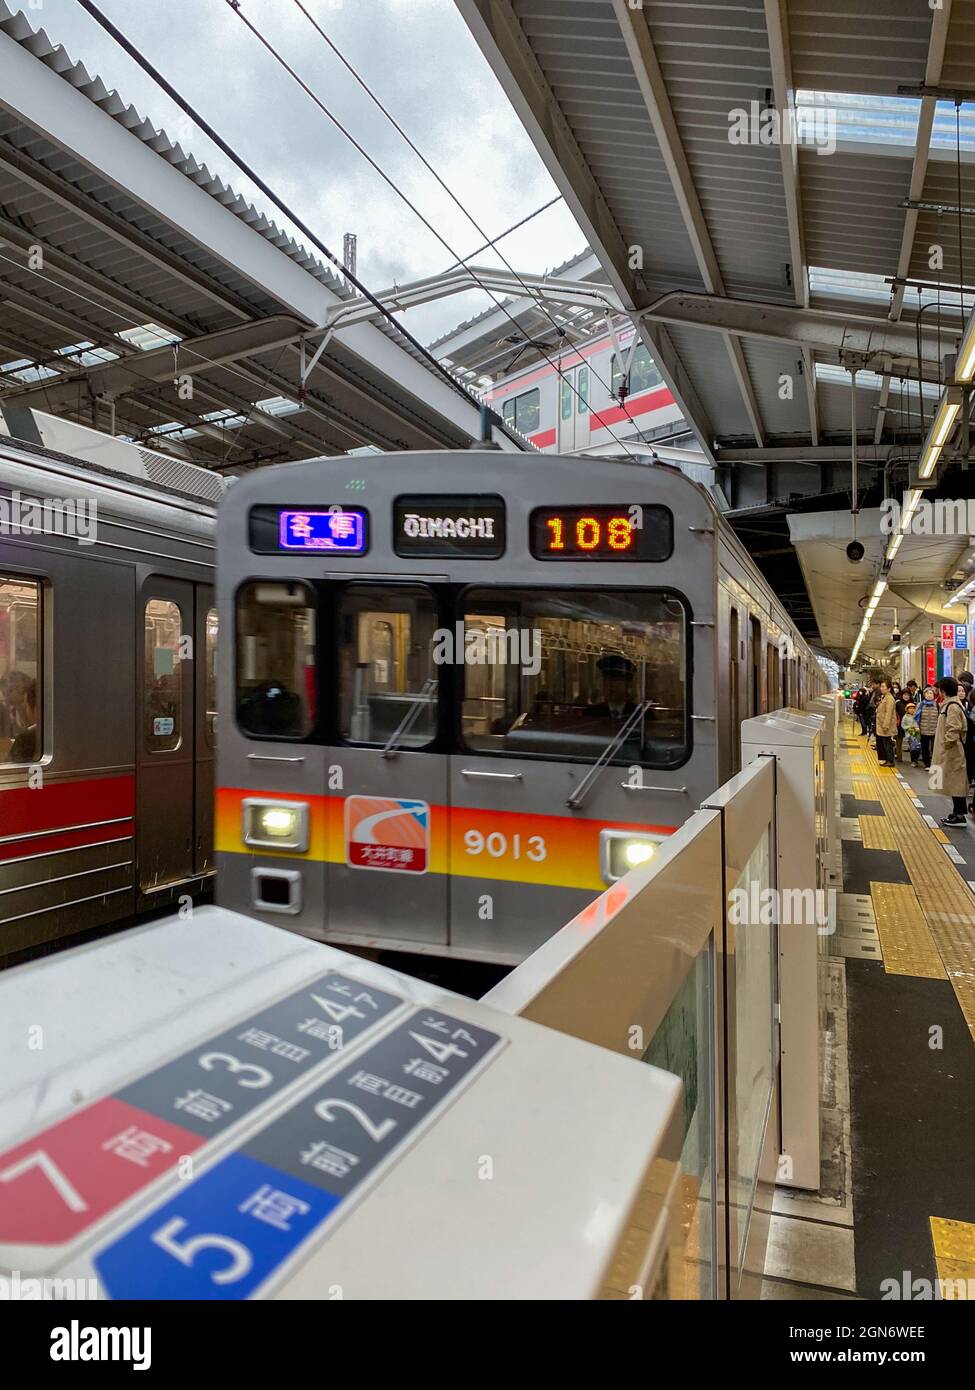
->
216, 452, 727, 964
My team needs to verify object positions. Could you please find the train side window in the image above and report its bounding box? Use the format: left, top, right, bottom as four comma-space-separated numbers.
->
460, 587, 688, 767
611, 343, 662, 397
144, 599, 182, 752
560, 377, 572, 420
337, 584, 438, 748
576, 366, 589, 412
205, 607, 219, 747
0, 577, 41, 765
501, 387, 540, 436
236, 582, 316, 739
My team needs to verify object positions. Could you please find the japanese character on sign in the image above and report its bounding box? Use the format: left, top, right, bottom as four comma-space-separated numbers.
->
300, 1141, 359, 1179
239, 1183, 311, 1232
101, 1126, 174, 1168
174, 1090, 232, 1123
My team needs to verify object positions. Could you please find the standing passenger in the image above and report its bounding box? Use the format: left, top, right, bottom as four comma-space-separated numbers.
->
933, 676, 970, 828
917, 686, 939, 768
874, 681, 897, 767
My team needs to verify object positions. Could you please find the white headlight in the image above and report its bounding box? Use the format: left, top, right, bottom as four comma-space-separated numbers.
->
242, 798, 309, 852
599, 828, 665, 884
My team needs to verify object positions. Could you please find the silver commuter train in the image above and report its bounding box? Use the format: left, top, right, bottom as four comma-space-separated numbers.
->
216, 450, 826, 965
0, 415, 221, 960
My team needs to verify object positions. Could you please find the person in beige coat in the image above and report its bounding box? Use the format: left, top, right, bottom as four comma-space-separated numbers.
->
932, 676, 970, 827
874, 681, 897, 766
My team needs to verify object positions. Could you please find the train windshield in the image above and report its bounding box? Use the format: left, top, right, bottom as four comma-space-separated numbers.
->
460, 588, 687, 766
337, 584, 438, 747
236, 581, 316, 738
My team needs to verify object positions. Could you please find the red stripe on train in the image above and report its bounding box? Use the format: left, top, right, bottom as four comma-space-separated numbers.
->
589, 385, 675, 429
0, 775, 135, 860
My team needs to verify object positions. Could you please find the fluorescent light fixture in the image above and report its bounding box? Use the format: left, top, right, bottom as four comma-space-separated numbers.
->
901, 488, 923, 530
887, 532, 904, 559
918, 392, 961, 479
956, 309, 975, 383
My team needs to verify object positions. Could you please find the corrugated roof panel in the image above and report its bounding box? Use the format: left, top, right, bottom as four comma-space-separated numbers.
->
788, 0, 933, 95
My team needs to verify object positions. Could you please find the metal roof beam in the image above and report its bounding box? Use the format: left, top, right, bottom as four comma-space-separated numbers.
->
763, 0, 818, 446
0, 315, 309, 414
455, 0, 717, 464
876, 0, 953, 443
0, 24, 511, 451
638, 291, 951, 373
612, 0, 766, 448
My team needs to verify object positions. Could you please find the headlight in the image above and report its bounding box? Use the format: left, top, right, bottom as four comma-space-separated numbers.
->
242, 798, 309, 852
600, 829, 664, 884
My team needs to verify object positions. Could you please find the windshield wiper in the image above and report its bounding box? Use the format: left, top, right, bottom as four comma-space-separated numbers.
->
566, 701, 650, 809
381, 678, 438, 758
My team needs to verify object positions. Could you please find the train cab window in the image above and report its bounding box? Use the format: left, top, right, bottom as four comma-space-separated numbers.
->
337, 584, 438, 747
460, 588, 687, 766
501, 387, 540, 436
205, 607, 219, 747
236, 582, 316, 739
0, 577, 41, 765
144, 599, 183, 752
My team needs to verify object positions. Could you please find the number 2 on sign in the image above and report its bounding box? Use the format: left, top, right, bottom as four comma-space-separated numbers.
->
0, 1149, 88, 1212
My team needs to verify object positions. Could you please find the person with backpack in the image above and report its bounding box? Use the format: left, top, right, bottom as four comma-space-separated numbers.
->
933, 676, 970, 827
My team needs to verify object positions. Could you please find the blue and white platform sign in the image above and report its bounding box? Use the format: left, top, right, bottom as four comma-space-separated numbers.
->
94, 1008, 503, 1299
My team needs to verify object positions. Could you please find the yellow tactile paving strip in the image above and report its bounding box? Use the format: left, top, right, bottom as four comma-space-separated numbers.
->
930, 1217, 975, 1299
859, 815, 897, 850
868, 881, 947, 979
838, 743, 975, 1040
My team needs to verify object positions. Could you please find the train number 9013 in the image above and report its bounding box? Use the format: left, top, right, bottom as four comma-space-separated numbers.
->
463, 829, 547, 862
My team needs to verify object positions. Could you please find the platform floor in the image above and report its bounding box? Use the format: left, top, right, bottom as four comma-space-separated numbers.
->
762, 719, 975, 1300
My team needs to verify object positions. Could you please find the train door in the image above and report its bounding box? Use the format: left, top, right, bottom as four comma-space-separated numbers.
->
729, 605, 741, 774
750, 615, 762, 717
557, 364, 591, 452
195, 592, 218, 874
326, 582, 448, 946
138, 578, 212, 892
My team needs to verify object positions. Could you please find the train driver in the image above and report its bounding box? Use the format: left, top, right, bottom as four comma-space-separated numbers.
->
587, 654, 638, 720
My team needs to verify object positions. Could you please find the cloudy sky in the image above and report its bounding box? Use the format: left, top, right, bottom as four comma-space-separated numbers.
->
16, 0, 589, 342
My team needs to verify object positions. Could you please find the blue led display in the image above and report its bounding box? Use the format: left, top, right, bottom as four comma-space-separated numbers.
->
278, 509, 366, 552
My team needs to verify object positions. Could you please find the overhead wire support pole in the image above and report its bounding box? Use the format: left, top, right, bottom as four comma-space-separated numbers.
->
72, 0, 527, 449
279, 0, 645, 455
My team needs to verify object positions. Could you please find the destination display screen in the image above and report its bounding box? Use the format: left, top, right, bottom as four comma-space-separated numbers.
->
393, 495, 506, 558
529, 504, 673, 561
249, 505, 369, 555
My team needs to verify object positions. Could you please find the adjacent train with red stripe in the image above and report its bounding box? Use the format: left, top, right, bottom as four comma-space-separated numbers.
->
0, 412, 221, 960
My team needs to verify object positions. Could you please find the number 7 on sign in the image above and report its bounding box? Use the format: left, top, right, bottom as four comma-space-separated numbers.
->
0, 1149, 89, 1212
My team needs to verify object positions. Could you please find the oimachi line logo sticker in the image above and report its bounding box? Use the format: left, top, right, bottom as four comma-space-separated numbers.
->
345, 796, 430, 873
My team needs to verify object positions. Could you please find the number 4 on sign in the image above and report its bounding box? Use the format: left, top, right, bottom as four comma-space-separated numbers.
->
409, 1031, 468, 1065
0, 1149, 88, 1212
310, 994, 365, 1024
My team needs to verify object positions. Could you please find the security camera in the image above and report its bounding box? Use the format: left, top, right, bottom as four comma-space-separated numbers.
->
846, 540, 865, 563
892, 629, 902, 644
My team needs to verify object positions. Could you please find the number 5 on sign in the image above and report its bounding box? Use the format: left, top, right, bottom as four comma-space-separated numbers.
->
0, 1149, 88, 1212
151, 1217, 252, 1285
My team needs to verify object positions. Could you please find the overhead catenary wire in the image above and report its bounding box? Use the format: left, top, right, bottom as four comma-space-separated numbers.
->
223, 0, 642, 458
71, 0, 527, 450
287, 0, 643, 436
